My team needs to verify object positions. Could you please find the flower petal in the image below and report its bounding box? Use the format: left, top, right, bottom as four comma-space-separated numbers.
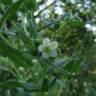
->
42, 52, 49, 58
50, 41, 58, 49
38, 45, 43, 52
50, 50, 57, 57
43, 38, 50, 47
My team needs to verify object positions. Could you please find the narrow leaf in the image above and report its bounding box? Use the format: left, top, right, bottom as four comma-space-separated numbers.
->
0, 0, 23, 26
0, 41, 32, 68
0, 80, 23, 89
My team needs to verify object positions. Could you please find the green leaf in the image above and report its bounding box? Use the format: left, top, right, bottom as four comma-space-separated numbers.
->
23, 0, 36, 10
0, 41, 32, 68
68, 19, 84, 28
64, 61, 80, 73
3, 0, 12, 5
41, 78, 49, 91
0, 80, 23, 89
15, 26, 35, 48
17, 88, 32, 96
27, 16, 39, 39
0, 0, 23, 26
29, 20, 38, 39
23, 83, 39, 92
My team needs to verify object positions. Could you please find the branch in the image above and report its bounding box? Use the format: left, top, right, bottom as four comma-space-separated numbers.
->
34, 0, 56, 18
38, 15, 66, 31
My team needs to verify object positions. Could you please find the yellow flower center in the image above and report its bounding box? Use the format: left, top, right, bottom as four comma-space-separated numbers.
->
44, 46, 51, 53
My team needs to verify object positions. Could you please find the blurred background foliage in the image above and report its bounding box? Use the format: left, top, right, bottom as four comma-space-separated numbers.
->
0, 0, 96, 96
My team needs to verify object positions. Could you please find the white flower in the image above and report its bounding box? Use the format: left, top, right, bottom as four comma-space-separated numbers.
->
32, 59, 38, 64
38, 38, 58, 58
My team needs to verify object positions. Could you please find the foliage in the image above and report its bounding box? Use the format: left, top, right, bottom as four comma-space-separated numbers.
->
0, 0, 96, 96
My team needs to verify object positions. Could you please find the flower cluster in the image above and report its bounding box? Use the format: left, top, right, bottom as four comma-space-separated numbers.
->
38, 38, 58, 58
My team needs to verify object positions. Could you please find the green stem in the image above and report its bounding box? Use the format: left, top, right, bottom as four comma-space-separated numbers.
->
0, 32, 11, 45
57, 81, 64, 96
10, 62, 25, 83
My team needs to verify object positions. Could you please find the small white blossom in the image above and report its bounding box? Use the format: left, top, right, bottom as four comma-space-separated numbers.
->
32, 59, 38, 64
38, 38, 58, 58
